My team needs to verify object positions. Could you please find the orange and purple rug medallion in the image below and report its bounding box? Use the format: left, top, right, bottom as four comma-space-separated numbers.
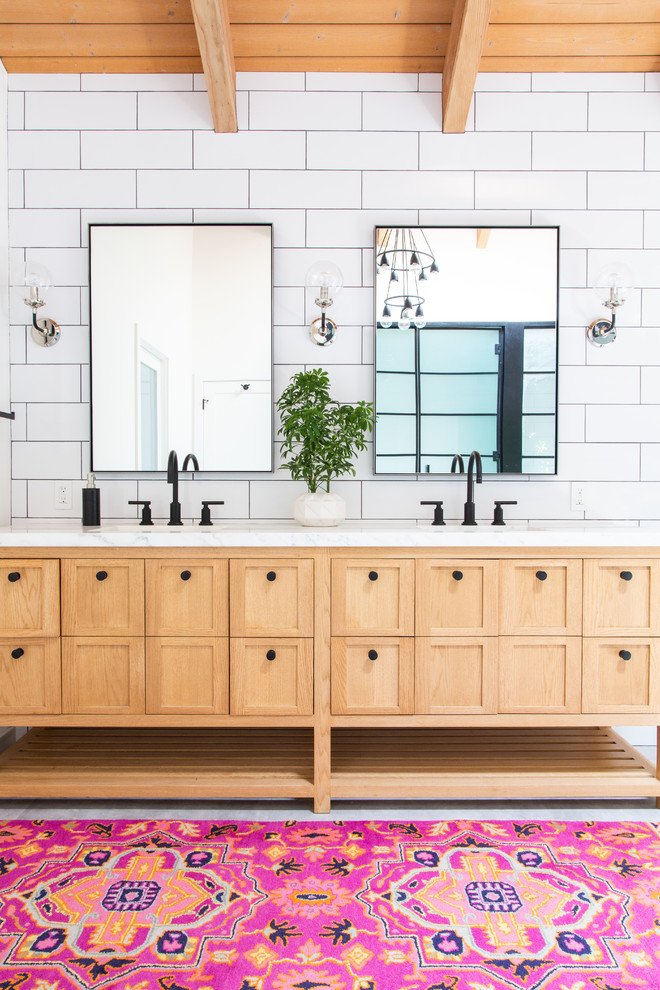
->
0, 817, 659, 989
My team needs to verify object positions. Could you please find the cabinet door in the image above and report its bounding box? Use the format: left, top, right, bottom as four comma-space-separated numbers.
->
583, 559, 659, 636
332, 559, 414, 636
0, 560, 59, 637
499, 560, 582, 635
146, 559, 228, 636
331, 637, 414, 715
230, 638, 313, 715
0, 638, 61, 714
415, 637, 497, 714
62, 637, 145, 714
582, 639, 659, 713
147, 638, 229, 714
499, 637, 582, 714
230, 559, 313, 637
62, 559, 144, 636
416, 559, 498, 636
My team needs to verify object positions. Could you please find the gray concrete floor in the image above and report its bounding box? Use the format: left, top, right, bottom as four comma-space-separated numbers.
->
0, 729, 656, 823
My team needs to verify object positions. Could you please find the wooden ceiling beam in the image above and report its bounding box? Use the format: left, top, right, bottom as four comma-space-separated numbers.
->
190, 0, 237, 133
442, 0, 493, 133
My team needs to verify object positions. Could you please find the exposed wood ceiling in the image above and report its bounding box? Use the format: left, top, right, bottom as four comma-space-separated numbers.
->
1, 1, 659, 132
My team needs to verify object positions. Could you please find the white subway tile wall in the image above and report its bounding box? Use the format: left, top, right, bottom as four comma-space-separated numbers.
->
7, 71, 660, 524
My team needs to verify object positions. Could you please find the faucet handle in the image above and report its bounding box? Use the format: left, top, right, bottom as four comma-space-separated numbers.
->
420, 500, 445, 526
199, 500, 224, 526
128, 500, 153, 526
492, 500, 517, 526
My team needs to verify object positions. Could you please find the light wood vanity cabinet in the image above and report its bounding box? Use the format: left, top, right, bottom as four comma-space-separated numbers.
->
1, 545, 659, 811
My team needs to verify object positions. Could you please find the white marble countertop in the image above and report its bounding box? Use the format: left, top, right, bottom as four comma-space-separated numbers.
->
1, 520, 659, 548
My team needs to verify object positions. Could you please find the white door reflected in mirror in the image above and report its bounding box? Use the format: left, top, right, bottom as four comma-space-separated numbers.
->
90, 224, 273, 472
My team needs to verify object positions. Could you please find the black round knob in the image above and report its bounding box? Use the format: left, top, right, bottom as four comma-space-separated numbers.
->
96, 570, 108, 581
619, 649, 632, 661
180, 570, 191, 581
11, 648, 24, 659
452, 570, 463, 581
536, 570, 548, 581
266, 571, 276, 582
368, 649, 378, 661
7, 572, 20, 582
368, 571, 378, 581
620, 570, 633, 582
266, 649, 276, 661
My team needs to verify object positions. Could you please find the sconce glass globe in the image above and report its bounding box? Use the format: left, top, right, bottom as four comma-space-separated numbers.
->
24, 261, 54, 292
305, 260, 344, 294
592, 261, 633, 307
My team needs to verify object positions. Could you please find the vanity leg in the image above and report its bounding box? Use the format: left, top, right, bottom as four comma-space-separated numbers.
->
656, 726, 660, 810
314, 724, 331, 814
313, 549, 332, 815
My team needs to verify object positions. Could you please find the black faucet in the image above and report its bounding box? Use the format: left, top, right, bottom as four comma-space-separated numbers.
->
167, 449, 183, 526
181, 452, 199, 471
462, 450, 482, 526
451, 454, 464, 473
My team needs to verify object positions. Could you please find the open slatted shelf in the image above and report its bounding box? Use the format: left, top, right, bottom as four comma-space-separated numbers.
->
331, 727, 660, 800
0, 727, 314, 800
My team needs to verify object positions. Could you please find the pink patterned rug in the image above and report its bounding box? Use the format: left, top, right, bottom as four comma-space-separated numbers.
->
0, 817, 659, 989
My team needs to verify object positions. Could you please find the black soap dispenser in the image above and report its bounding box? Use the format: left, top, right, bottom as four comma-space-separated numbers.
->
82, 473, 101, 527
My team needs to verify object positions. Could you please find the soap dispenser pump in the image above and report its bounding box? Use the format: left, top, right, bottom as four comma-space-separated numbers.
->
82, 473, 101, 527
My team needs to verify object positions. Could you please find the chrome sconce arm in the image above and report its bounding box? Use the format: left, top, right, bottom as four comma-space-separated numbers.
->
587, 262, 633, 347
23, 263, 60, 348
305, 261, 343, 346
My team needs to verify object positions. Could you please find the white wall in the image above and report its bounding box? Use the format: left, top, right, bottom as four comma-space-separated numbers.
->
5, 70, 660, 525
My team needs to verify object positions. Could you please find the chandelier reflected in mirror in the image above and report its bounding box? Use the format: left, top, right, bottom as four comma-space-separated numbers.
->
376, 227, 439, 330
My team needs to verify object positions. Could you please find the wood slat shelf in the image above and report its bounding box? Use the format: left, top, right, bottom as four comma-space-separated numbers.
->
331, 727, 660, 800
0, 727, 314, 799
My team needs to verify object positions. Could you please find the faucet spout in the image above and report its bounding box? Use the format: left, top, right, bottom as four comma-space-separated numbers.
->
167, 449, 183, 526
182, 452, 200, 472
451, 454, 465, 473
462, 450, 482, 526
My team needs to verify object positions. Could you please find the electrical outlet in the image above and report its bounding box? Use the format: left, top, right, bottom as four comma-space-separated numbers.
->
55, 483, 72, 510
571, 483, 586, 511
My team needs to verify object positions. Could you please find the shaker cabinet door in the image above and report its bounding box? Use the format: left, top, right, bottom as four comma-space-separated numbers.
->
583, 559, 659, 636
331, 637, 414, 715
230, 559, 313, 637
146, 638, 229, 714
62, 637, 145, 714
415, 637, 497, 714
62, 559, 144, 636
146, 559, 228, 636
499, 637, 582, 714
416, 559, 498, 636
230, 638, 313, 716
0, 560, 60, 637
0, 638, 61, 714
332, 559, 414, 636
499, 560, 582, 635
582, 639, 659, 713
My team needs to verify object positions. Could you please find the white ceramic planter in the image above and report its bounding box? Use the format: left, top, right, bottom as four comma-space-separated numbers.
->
294, 492, 346, 527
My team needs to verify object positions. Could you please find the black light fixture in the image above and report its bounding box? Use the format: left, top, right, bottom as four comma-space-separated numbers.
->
376, 228, 438, 330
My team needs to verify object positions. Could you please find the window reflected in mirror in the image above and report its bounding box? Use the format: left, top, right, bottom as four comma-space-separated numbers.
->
374, 226, 559, 475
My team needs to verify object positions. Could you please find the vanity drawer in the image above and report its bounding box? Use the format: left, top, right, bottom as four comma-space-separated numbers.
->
0, 638, 61, 715
416, 559, 498, 636
230, 638, 313, 716
582, 638, 659, 713
332, 558, 414, 636
146, 559, 228, 636
0, 560, 59, 637
331, 637, 414, 715
583, 559, 660, 636
498, 637, 582, 714
62, 559, 144, 636
146, 637, 229, 715
499, 560, 582, 635
415, 637, 497, 714
230, 559, 313, 637
62, 636, 145, 715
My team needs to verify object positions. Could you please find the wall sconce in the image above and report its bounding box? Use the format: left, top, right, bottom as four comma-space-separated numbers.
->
305, 261, 343, 345
587, 262, 633, 347
23, 262, 60, 347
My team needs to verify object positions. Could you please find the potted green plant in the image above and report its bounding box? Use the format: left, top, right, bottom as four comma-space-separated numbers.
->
277, 368, 375, 526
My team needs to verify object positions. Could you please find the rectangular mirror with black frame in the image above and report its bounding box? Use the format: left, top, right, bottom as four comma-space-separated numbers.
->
90, 223, 273, 473
374, 226, 559, 475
